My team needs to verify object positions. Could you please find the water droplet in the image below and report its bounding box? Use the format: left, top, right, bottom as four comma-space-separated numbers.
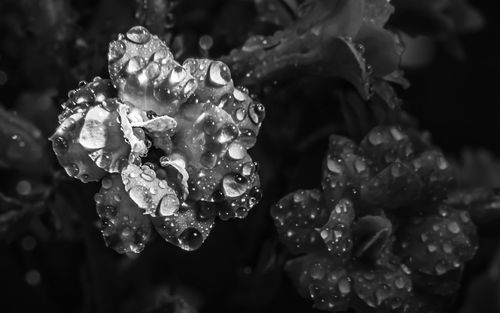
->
391, 163, 404, 177
235, 108, 246, 121
126, 57, 145, 74
16, 180, 32, 196
208, 61, 231, 86
233, 88, 246, 102
248, 102, 265, 124
73, 88, 94, 105
248, 186, 262, 208
203, 116, 218, 135
178, 228, 203, 250
168, 66, 187, 85
129, 185, 151, 209
241, 162, 255, 177
368, 131, 384, 145
200, 151, 217, 168
159, 194, 180, 216
222, 173, 248, 198
152, 49, 171, 63
442, 243, 453, 253
435, 263, 447, 275
218, 94, 234, 109
25, 269, 41, 286
108, 40, 126, 62
217, 123, 239, 144
390, 127, 405, 141
98, 205, 117, 218
327, 157, 342, 174
437, 156, 448, 170
199, 34, 213, 51
182, 79, 197, 97
66, 163, 80, 177
101, 177, 112, 189
354, 158, 367, 173
447, 221, 460, 234
338, 277, 351, 295
52, 137, 68, 156
144, 62, 161, 80
126, 26, 151, 44
239, 128, 257, 147
309, 263, 325, 280
427, 244, 437, 253
227, 142, 245, 160
394, 277, 406, 289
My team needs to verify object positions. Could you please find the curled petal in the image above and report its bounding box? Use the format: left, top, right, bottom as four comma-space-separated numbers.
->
121, 164, 179, 216
51, 112, 106, 182
352, 215, 392, 260
94, 174, 153, 253
80, 101, 130, 173
117, 103, 148, 157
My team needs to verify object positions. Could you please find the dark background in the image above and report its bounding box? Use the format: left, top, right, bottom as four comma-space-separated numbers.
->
0, 0, 499, 312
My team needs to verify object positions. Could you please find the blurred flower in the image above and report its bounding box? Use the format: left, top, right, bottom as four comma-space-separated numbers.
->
223, 0, 406, 108
271, 125, 478, 312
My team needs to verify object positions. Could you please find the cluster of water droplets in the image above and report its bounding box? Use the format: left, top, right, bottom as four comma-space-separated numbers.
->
51, 26, 265, 253
271, 125, 478, 312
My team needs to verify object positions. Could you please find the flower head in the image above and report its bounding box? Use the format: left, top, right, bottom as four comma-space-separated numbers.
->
51, 26, 264, 253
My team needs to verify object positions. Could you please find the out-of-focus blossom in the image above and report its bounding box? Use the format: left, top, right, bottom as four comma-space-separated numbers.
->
271, 126, 478, 312
223, 0, 406, 108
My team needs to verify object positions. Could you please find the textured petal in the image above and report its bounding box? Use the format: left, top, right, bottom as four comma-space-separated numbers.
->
286, 253, 353, 312
94, 174, 153, 254
121, 164, 179, 216
351, 261, 414, 312
317, 198, 355, 259
51, 112, 106, 182
322, 135, 372, 205
396, 206, 477, 277
271, 189, 329, 254
152, 201, 215, 251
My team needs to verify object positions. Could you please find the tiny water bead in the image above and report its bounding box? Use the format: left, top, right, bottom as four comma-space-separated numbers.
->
178, 228, 203, 251
51, 25, 265, 253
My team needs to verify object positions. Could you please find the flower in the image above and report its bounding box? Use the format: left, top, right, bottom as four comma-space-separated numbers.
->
51, 26, 264, 253
271, 126, 477, 312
